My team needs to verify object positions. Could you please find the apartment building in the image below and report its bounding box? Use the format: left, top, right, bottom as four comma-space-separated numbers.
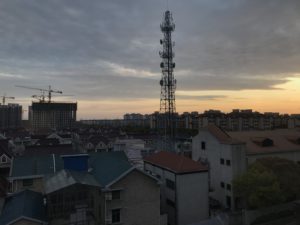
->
192, 125, 246, 210
144, 151, 209, 225
150, 109, 291, 131
192, 125, 300, 210
0, 104, 22, 129
29, 102, 77, 130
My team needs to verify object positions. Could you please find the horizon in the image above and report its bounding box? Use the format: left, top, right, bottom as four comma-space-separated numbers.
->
1, 0, 300, 119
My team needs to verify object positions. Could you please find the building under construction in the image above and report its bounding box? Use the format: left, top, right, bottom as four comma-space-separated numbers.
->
29, 102, 77, 130
0, 104, 22, 129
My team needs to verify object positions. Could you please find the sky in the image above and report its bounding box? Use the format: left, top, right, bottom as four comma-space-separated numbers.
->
0, 0, 300, 119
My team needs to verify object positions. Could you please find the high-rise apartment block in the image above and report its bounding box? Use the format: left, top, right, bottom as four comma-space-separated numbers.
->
0, 104, 22, 129
150, 109, 291, 131
29, 102, 77, 130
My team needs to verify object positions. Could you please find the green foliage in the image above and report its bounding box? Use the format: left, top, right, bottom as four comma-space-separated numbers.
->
233, 162, 285, 209
234, 157, 300, 209
255, 158, 300, 201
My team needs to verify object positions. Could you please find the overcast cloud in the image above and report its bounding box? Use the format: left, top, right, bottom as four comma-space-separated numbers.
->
0, 0, 300, 103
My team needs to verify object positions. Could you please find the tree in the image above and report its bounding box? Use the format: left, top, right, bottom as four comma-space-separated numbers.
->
233, 161, 285, 209
255, 157, 300, 201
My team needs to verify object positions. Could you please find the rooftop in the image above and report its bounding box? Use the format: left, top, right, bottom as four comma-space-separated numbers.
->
144, 151, 208, 174
0, 190, 46, 225
228, 128, 300, 154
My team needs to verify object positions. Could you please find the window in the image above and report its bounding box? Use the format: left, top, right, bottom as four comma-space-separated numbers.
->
220, 158, 224, 165
1, 156, 7, 163
23, 179, 33, 187
226, 160, 231, 166
227, 184, 231, 191
166, 198, 175, 208
201, 141, 206, 150
112, 190, 120, 200
226, 196, 231, 208
156, 174, 161, 179
166, 179, 175, 190
112, 209, 121, 223
220, 182, 225, 188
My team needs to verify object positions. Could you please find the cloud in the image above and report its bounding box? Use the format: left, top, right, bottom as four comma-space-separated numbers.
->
0, 0, 300, 106
177, 94, 227, 101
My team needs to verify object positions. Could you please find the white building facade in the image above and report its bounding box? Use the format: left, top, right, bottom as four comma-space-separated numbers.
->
192, 125, 300, 211
144, 151, 209, 225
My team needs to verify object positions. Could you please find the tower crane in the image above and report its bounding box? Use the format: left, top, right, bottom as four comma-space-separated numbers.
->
15, 85, 63, 103
0, 94, 15, 105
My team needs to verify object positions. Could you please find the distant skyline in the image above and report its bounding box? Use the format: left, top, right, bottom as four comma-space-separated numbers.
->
1, 0, 300, 119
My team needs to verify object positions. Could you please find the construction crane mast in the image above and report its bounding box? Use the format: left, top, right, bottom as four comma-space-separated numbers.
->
16, 85, 63, 103
0, 94, 15, 105
159, 10, 177, 151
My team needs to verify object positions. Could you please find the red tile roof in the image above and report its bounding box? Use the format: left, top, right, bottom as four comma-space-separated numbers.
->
228, 129, 300, 154
144, 151, 208, 174
203, 125, 243, 144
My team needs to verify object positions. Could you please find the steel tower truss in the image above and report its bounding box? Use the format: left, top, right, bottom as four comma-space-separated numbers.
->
159, 10, 176, 151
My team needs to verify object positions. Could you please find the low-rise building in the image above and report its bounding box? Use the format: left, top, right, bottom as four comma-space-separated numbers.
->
144, 151, 209, 225
0, 189, 47, 225
192, 125, 300, 210
6, 152, 163, 225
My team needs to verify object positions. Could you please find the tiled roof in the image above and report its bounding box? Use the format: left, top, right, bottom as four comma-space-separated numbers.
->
87, 135, 110, 146
228, 129, 300, 154
24, 144, 76, 156
45, 169, 101, 194
10, 154, 64, 178
10, 152, 133, 187
90, 151, 132, 186
0, 190, 47, 225
144, 151, 208, 174
202, 125, 243, 144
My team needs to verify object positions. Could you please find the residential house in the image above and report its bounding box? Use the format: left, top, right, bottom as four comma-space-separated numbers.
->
0, 189, 47, 225
6, 152, 163, 225
144, 151, 209, 225
192, 125, 300, 210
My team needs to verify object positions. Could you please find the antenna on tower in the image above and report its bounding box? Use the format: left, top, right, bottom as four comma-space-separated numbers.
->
159, 10, 176, 151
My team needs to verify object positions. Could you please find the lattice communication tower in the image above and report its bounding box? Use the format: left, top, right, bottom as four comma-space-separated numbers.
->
159, 10, 176, 151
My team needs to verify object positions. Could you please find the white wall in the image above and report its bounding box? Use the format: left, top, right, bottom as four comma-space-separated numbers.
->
144, 162, 209, 225
176, 172, 209, 225
192, 131, 246, 210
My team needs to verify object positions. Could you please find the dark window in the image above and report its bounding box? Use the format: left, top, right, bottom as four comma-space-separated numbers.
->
156, 174, 161, 179
1, 156, 7, 163
227, 184, 231, 191
220, 182, 225, 188
22, 179, 33, 187
166, 179, 175, 190
220, 158, 224, 165
226, 160, 231, 166
166, 198, 175, 208
226, 196, 231, 208
112, 191, 120, 200
201, 141, 206, 150
112, 209, 121, 223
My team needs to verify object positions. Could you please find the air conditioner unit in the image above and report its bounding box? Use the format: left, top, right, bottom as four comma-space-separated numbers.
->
105, 192, 112, 201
